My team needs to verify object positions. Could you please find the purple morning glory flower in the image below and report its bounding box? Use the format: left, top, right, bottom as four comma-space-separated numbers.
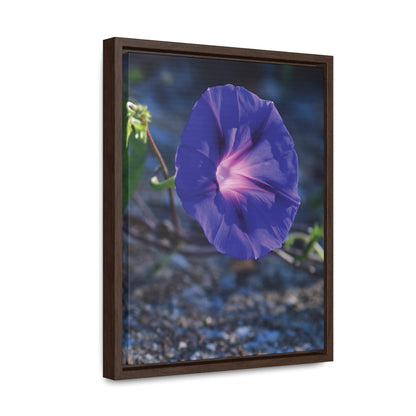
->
175, 84, 300, 259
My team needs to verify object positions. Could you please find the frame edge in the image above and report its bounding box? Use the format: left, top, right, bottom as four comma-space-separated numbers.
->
324, 56, 334, 362
103, 38, 124, 380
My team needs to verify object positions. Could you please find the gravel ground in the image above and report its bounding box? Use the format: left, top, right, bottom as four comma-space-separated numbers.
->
122, 225, 324, 365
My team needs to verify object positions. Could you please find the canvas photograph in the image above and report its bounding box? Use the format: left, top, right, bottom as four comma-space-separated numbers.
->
120, 49, 327, 366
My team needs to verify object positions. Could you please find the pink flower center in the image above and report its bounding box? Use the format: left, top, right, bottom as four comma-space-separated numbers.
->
216, 154, 253, 198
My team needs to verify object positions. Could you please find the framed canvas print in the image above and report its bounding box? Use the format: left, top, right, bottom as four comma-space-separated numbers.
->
103, 37, 333, 380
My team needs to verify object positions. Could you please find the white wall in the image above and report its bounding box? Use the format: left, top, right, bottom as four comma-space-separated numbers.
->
1, 1, 415, 415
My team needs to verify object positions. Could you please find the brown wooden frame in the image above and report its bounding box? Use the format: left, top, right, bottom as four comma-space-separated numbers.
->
103, 37, 333, 380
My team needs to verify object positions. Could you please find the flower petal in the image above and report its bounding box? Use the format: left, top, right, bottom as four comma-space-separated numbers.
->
180, 94, 223, 164
243, 148, 300, 205
211, 197, 259, 259
175, 145, 217, 202
181, 192, 224, 245
231, 86, 276, 154
251, 105, 296, 155
241, 190, 299, 258
203, 85, 277, 160
211, 186, 299, 259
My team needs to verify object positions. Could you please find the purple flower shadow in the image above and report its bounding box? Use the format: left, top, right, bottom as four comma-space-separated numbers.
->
175, 84, 300, 259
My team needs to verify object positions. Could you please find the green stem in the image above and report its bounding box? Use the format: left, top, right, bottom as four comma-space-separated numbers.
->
146, 128, 180, 232
150, 175, 175, 190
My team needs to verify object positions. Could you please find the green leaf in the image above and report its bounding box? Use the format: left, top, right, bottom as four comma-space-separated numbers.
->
126, 121, 132, 149
310, 223, 323, 240
122, 129, 147, 212
284, 234, 296, 248
149, 175, 175, 190
297, 223, 324, 261
122, 100, 148, 212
